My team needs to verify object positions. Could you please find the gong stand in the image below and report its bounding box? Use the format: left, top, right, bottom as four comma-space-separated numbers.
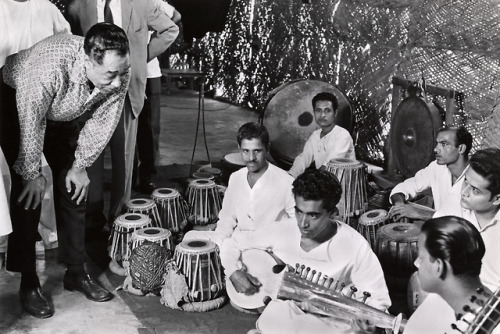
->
386, 76, 464, 178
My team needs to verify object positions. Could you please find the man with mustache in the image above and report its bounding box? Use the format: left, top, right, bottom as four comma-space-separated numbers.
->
389, 126, 472, 222
288, 92, 355, 178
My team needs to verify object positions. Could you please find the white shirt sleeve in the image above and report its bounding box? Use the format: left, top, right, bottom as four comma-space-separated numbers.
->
322, 132, 355, 166
389, 162, 436, 203
289, 136, 315, 178
211, 174, 238, 245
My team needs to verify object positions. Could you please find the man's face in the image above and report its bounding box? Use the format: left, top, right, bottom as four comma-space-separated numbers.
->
414, 233, 439, 293
434, 131, 461, 165
239, 138, 268, 173
85, 50, 130, 95
461, 168, 500, 214
314, 100, 336, 130
295, 195, 332, 242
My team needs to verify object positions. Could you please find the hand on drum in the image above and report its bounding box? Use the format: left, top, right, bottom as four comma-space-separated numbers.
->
229, 270, 262, 296
389, 203, 434, 222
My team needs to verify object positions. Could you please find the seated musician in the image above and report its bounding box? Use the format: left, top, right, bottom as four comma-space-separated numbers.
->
389, 126, 472, 222
184, 122, 295, 247
221, 169, 390, 332
288, 92, 355, 178
433, 148, 500, 293
404, 215, 499, 334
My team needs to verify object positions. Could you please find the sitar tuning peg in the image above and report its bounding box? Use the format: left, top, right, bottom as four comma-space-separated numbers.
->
314, 272, 321, 284
362, 291, 371, 303
348, 286, 358, 298
451, 323, 465, 333
263, 296, 272, 306
294, 263, 300, 274
326, 277, 334, 289
310, 270, 316, 282
303, 267, 311, 279
463, 305, 476, 315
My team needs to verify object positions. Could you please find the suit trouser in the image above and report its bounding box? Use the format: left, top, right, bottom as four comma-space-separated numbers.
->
86, 97, 138, 227
137, 77, 161, 182
0, 81, 87, 272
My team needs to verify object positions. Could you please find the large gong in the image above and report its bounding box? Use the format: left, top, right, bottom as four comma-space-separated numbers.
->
390, 96, 442, 178
263, 80, 353, 168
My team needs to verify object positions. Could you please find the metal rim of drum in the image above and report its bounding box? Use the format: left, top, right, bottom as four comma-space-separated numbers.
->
127, 198, 156, 210
327, 158, 364, 170
262, 80, 354, 167
152, 188, 179, 199
377, 222, 420, 242
133, 227, 172, 241
359, 209, 389, 226
176, 239, 216, 254
390, 96, 442, 178
189, 179, 217, 189
115, 213, 151, 228
192, 172, 215, 180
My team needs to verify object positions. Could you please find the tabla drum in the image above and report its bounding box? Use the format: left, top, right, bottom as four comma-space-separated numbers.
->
151, 188, 188, 233
263, 80, 353, 168
174, 239, 224, 302
326, 158, 368, 227
357, 209, 389, 250
109, 213, 152, 264
407, 271, 429, 315
375, 223, 420, 277
192, 172, 215, 180
130, 227, 173, 253
126, 198, 162, 228
186, 179, 222, 226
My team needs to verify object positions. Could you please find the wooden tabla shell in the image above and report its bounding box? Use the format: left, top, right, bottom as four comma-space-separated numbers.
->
109, 213, 152, 262
186, 179, 222, 226
262, 80, 353, 169
126, 198, 162, 228
326, 158, 368, 227
151, 188, 188, 233
375, 223, 420, 277
174, 239, 224, 302
130, 227, 172, 252
357, 209, 389, 250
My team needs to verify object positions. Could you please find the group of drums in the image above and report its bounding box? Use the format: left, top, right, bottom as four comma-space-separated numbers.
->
108, 179, 226, 304
107, 157, 423, 313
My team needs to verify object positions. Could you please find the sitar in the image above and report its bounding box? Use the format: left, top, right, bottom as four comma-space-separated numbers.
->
452, 287, 500, 334
226, 248, 406, 333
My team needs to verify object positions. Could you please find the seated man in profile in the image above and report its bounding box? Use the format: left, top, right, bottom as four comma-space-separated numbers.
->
434, 148, 500, 293
288, 92, 355, 178
389, 126, 472, 222
404, 215, 499, 334
222, 169, 390, 331
184, 122, 295, 247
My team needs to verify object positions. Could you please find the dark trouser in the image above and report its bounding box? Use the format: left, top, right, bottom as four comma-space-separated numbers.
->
137, 77, 161, 183
0, 77, 87, 272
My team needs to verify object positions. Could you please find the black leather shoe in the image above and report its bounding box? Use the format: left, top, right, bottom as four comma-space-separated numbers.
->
63, 273, 113, 302
19, 287, 54, 318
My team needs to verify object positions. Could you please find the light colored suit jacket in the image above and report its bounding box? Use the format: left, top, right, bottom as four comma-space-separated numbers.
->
65, 0, 179, 117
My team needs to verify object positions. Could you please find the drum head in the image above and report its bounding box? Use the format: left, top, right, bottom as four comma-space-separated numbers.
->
127, 198, 155, 210
263, 80, 353, 166
360, 209, 388, 226
136, 227, 171, 238
177, 239, 216, 254
115, 213, 151, 227
152, 188, 179, 199
378, 223, 420, 242
223, 152, 245, 167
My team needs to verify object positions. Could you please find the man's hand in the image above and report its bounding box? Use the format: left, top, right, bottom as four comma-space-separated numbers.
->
18, 175, 47, 210
389, 202, 434, 222
229, 270, 262, 296
351, 318, 377, 334
65, 167, 89, 205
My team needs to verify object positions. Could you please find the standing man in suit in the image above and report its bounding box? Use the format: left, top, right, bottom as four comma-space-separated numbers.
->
65, 0, 179, 234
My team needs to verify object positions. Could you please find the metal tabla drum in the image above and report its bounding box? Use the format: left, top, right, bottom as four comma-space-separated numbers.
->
151, 188, 188, 233
357, 209, 389, 250
326, 158, 368, 227
262, 79, 353, 169
375, 223, 420, 277
126, 198, 162, 228
186, 179, 222, 226
221, 152, 245, 184
174, 239, 224, 302
109, 213, 152, 263
130, 227, 173, 253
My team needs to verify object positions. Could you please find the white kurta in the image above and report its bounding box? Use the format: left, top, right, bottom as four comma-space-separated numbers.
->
288, 126, 355, 178
435, 208, 500, 293
184, 163, 295, 247
390, 160, 467, 215
403, 293, 456, 334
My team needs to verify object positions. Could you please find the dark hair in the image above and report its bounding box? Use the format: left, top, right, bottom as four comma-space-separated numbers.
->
312, 92, 338, 111
438, 126, 473, 157
469, 148, 500, 198
292, 169, 342, 213
422, 216, 485, 279
236, 122, 270, 149
84, 23, 129, 65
